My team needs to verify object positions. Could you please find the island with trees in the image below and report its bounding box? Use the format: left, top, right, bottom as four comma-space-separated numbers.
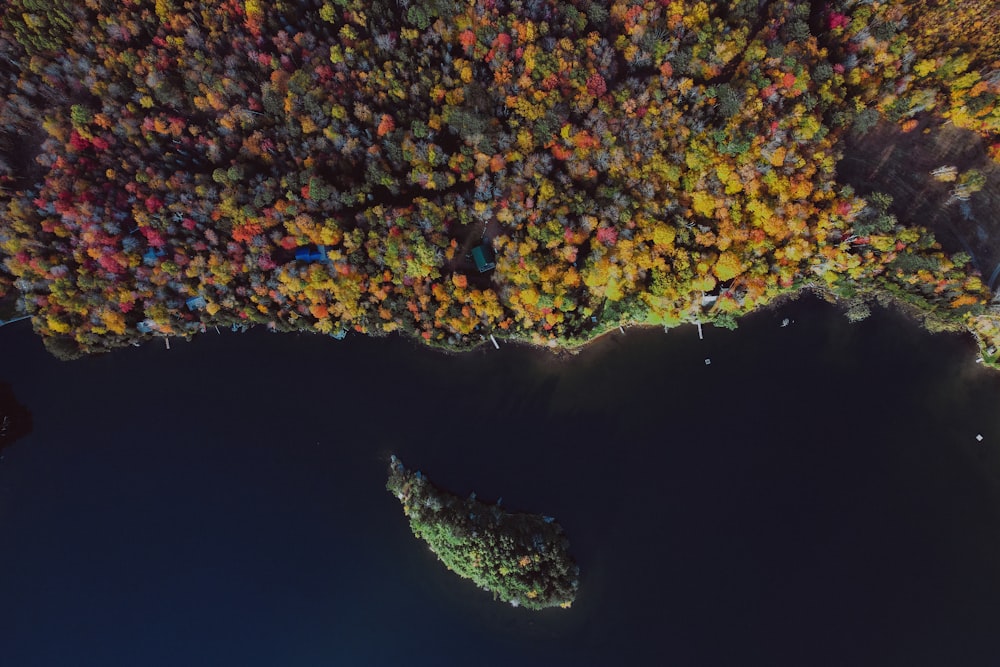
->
387, 455, 579, 609
0, 0, 998, 363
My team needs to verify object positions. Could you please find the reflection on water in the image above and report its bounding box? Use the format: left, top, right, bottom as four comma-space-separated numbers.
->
1, 295, 1000, 666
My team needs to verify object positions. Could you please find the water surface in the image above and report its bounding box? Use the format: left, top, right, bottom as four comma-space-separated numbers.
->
2, 296, 1000, 666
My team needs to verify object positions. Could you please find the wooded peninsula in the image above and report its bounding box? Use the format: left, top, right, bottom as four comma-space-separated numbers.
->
0, 0, 998, 361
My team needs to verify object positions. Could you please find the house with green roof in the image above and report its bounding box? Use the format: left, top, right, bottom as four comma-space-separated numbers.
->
471, 243, 496, 273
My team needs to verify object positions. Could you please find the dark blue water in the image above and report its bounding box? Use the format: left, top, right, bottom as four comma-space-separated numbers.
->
2, 295, 1000, 666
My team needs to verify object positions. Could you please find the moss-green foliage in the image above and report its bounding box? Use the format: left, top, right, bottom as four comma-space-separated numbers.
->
387, 456, 578, 610
3, 0, 76, 55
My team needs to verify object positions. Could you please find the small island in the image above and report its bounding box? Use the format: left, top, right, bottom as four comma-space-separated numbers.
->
387, 455, 578, 610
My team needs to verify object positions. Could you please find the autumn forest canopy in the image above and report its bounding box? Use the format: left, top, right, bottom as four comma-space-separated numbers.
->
1, 0, 999, 360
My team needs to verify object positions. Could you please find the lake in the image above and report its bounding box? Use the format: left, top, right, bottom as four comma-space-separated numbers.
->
2, 294, 1000, 666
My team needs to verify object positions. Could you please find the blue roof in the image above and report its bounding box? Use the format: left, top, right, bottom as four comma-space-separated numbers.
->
143, 247, 166, 263
295, 245, 329, 262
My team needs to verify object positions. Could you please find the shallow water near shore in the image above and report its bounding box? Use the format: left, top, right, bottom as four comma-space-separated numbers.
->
2, 294, 1000, 666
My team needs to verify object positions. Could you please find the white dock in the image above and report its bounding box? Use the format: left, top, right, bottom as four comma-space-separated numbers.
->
489, 334, 500, 349
0, 315, 30, 328
696, 320, 703, 340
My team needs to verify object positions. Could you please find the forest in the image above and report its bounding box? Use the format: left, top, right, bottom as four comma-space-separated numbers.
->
387, 456, 579, 610
0, 0, 998, 360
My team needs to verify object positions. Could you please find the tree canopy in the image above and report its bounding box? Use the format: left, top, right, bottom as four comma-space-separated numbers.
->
387, 455, 578, 610
0, 0, 997, 359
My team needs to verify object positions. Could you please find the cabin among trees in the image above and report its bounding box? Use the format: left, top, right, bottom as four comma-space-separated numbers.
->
471, 244, 496, 273
295, 245, 330, 263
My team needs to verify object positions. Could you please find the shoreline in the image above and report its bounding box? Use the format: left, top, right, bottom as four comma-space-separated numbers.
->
10, 277, 997, 369
463, 281, 996, 370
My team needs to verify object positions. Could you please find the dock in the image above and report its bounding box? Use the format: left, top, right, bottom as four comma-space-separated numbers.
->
0, 315, 30, 328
